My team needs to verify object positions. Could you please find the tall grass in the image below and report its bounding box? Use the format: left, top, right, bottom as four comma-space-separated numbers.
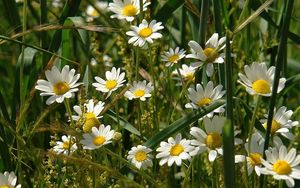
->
0, 0, 300, 187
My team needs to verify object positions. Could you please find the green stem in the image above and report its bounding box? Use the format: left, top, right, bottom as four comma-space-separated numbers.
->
278, 180, 283, 188
248, 96, 261, 153
64, 99, 75, 128
149, 46, 159, 132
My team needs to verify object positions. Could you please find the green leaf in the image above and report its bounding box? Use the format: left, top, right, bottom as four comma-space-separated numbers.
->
106, 110, 141, 136
155, 0, 185, 22
144, 100, 225, 148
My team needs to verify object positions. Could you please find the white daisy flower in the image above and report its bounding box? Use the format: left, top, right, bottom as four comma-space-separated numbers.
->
172, 64, 196, 82
126, 19, 164, 47
81, 125, 115, 150
108, 0, 150, 22
260, 106, 299, 141
156, 133, 194, 166
238, 62, 286, 96
53, 135, 77, 155
259, 146, 300, 187
190, 116, 242, 162
86, 2, 108, 20
72, 99, 105, 133
35, 65, 81, 105
185, 81, 226, 118
52, 0, 63, 8
235, 132, 265, 175
127, 145, 153, 169
92, 67, 126, 98
161, 47, 186, 67
186, 33, 226, 77
0, 171, 21, 188
124, 80, 153, 101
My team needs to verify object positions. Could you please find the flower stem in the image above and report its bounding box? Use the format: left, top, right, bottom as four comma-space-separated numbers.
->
248, 95, 261, 153
64, 99, 75, 128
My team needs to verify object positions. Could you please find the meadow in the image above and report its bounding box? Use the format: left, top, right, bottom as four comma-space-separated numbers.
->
1, 0, 300, 187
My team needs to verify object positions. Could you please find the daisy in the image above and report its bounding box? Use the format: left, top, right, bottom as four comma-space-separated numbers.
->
235, 132, 265, 175
190, 116, 242, 162
35, 65, 81, 105
185, 81, 226, 118
238, 62, 286, 96
259, 146, 300, 187
260, 106, 298, 141
86, 2, 108, 20
124, 80, 153, 101
81, 124, 115, 150
172, 64, 196, 82
0, 171, 21, 188
108, 0, 150, 22
127, 145, 153, 169
156, 133, 194, 166
92, 67, 126, 98
72, 99, 105, 133
126, 19, 164, 47
53, 135, 77, 155
186, 33, 226, 77
161, 47, 186, 67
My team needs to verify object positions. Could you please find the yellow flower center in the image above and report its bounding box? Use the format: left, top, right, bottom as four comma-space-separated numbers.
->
53, 82, 70, 95
205, 132, 222, 149
185, 73, 195, 82
134, 89, 145, 97
249, 153, 262, 166
93, 136, 106, 146
135, 151, 147, 162
122, 4, 138, 16
91, 9, 99, 17
62, 141, 70, 150
168, 54, 179, 63
139, 27, 153, 38
105, 80, 117, 90
263, 120, 281, 134
83, 113, 100, 133
170, 144, 184, 156
203, 47, 219, 63
273, 160, 292, 175
252, 79, 271, 94
196, 97, 212, 107
0, 185, 10, 188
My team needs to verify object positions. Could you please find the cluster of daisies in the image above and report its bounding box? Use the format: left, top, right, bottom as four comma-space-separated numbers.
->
6, 0, 299, 187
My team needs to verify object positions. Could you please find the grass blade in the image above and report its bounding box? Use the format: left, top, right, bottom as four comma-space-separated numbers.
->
144, 100, 225, 148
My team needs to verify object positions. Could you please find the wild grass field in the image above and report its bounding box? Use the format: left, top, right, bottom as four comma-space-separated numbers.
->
1, 0, 300, 187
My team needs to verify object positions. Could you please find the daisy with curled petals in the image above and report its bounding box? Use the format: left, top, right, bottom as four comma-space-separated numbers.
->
124, 80, 153, 101
92, 67, 126, 98
72, 99, 105, 133
53, 135, 77, 155
156, 133, 194, 166
260, 106, 299, 142
235, 132, 265, 175
186, 33, 226, 77
259, 146, 300, 187
185, 81, 225, 118
126, 19, 164, 47
127, 145, 153, 169
238, 62, 286, 96
108, 0, 150, 22
190, 116, 242, 162
35, 65, 81, 105
0, 171, 21, 188
161, 47, 186, 67
81, 124, 115, 150
172, 64, 196, 83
